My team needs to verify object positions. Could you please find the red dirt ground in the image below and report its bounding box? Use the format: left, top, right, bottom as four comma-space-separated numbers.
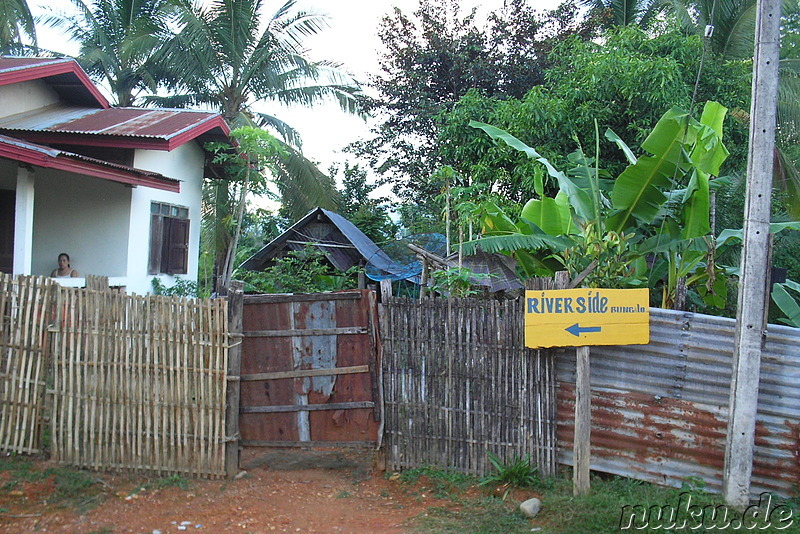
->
0, 449, 467, 534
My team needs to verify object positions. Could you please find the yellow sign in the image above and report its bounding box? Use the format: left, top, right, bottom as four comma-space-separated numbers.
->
524, 288, 650, 348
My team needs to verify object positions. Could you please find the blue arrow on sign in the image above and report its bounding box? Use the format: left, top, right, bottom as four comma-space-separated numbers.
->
565, 323, 602, 337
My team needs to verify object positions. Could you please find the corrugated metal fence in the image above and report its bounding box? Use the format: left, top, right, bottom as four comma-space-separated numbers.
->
556, 308, 800, 496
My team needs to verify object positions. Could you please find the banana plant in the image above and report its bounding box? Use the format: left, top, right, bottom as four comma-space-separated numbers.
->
772, 280, 800, 327
467, 101, 732, 307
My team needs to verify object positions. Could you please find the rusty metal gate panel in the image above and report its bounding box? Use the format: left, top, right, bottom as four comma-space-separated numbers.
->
239, 290, 380, 447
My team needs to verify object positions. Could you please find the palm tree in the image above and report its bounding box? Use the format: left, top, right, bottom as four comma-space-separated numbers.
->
41, 0, 175, 106
151, 0, 360, 137
149, 0, 362, 290
577, 0, 667, 29
0, 0, 36, 54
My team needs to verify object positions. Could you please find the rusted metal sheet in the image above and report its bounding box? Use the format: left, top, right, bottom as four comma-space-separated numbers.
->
556, 308, 800, 497
239, 291, 380, 446
0, 107, 219, 139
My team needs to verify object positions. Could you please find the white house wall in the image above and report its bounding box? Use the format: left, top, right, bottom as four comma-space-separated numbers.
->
0, 80, 61, 120
128, 142, 204, 295
31, 169, 131, 278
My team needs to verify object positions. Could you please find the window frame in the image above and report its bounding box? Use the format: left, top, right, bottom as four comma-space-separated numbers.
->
148, 202, 190, 275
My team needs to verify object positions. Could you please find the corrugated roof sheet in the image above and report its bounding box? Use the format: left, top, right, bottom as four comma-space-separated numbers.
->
0, 105, 223, 140
0, 57, 69, 72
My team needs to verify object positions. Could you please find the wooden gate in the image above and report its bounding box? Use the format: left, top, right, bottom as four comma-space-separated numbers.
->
239, 290, 381, 447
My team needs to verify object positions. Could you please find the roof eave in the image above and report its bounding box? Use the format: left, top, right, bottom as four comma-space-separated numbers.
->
0, 140, 180, 192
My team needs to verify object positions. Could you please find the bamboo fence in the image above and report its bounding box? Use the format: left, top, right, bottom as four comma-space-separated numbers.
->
49, 287, 230, 478
380, 296, 558, 478
0, 275, 55, 454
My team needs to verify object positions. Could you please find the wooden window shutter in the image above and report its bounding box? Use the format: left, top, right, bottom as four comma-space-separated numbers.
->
148, 214, 163, 275
164, 217, 189, 275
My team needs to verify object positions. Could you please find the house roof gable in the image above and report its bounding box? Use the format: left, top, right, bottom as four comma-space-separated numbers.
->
0, 57, 231, 151
241, 208, 394, 273
0, 57, 110, 108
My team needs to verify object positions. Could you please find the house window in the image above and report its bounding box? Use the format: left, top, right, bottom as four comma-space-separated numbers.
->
148, 202, 190, 275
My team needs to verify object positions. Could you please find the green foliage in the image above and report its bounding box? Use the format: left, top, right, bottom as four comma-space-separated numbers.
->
560, 223, 642, 288
479, 453, 538, 493
151, 277, 199, 298
429, 267, 490, 298
0, 454, 47, 486
353, 0, 593, 200
0, 456, 104, 510
0, 0, 36, 54
469, 101, 733, 309
332, 162, 398, 244
237, 246, 358, 294
771, 280, 800, 327
410, 498, 533, 534
439, 28, 750, 199
151, 474, 191, 491
46, 467, 97, 500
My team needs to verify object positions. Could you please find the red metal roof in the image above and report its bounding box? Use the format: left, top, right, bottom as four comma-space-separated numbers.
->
0, 106, 231, 151
0, 57, 110, 108
0, 135, 180, 192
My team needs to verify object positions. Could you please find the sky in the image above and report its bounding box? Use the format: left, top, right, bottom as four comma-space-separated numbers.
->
30, 0, 561, 193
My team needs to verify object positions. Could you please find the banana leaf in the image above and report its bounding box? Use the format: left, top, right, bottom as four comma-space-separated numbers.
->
521, 196, 571, 236
460, 232, 572, 256
605, 128, 637, 165
772, 282, 800, 327
681, 169, 711, 239
609, 107, 689, 231
690, 102, 729, 175
470, 120, 595, 223
717, 221, 800, 249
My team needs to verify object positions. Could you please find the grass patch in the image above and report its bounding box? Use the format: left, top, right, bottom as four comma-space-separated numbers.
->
0, 454, 48, 486
534, 473, 800, 534
150, 474, 191, 491
406, 469, 800, 534
410, 497, 531, 534
396, 466, 475, 500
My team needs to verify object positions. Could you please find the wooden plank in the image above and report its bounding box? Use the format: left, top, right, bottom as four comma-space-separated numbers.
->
241, 401, 374, 414
243, 292, 363, 305
225, 281, 244, 478
240, 365, 369, 382
573, 344, 591, 496
242, 327, 367, 338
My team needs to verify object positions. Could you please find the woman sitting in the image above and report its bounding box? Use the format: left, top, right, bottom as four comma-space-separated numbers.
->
51, 253, 79, 278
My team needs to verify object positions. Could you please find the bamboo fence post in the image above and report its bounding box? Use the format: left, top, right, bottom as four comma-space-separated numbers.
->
225, 281, 243, 478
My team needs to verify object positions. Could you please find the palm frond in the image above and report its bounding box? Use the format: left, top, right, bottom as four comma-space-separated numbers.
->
250, 111, 302, 146
268, 141, 340, 219
0, 0, 38, 52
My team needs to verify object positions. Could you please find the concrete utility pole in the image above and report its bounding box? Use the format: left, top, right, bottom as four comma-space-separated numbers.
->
722, 0, 781, 509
